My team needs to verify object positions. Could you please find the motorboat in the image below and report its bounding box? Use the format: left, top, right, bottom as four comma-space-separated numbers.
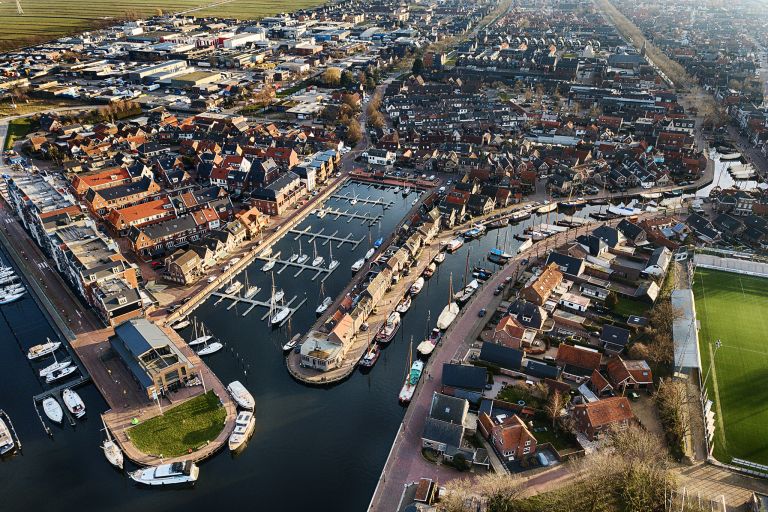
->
445, 238, 464, 253
409, 277, 425, 295
351, 258, 365, 272
359, 344, 380, 368
403, 187, 411, 195
373, 237, 384, 248
365, 248, 375, 260
436, 302, 459, 330
45, 365, 77, 384
288, 253, 299, 263
227, 381, 255, 410
393, 186, 401, 193
417, 329, 443, 358
422, 262, 437, 278
270, 306, 291, 325
0, 291, 25, 305
376, 312, 401, 344
509, 210, 532, 223
454, 279, 479, 304
62, 388, 86, 419
282, 334, 301, 353
462, 224, 486, 239
350, 196, 358, 206
27, 339, 60, 360
39, 357, 72, 378
261, 259, 276, 272
228, 410, 256, 452
0, 412, 15, 455
244, 285, 260, 299
395, 295, 412, 314
433, 252, 446, 264
328, 259, 339, 270
225, 280, 243, 295
196, 339, 223, 356
42, 397, 63, 423
270, 289, 284, 304
129, 461, 199, 487
171, 318, 191, 330
316, 297, 333, 315
398, 359, 424, 404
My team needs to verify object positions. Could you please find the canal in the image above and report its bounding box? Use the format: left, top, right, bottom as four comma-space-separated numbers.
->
1, 184, 604, 511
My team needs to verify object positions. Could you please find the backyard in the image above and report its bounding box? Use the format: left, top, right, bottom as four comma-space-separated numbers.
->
127, 391, 227, 458
4, 118, 32, 151
693, 268, 768, 465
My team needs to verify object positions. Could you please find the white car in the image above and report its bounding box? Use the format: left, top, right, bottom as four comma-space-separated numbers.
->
230, 257, 241, 264
207, 275, 218, 283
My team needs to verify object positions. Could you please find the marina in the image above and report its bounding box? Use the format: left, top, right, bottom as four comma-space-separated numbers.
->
310, 207, 384, 226
211, 290, 307, 325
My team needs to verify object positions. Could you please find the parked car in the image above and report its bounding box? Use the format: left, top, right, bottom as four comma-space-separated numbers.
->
478, 308, 487, 318
150, 261, 163, 269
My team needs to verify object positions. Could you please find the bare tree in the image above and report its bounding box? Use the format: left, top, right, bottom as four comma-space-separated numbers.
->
545, 390, 564, 428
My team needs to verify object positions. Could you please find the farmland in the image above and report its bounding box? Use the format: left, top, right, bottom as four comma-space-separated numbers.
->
693, 268, 768, 466
0, 0, 323, 51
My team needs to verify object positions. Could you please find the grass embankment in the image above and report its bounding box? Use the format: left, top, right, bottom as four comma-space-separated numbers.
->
128, 391, 227, 458
694, 268, 768, 465
4, 118, 32, 151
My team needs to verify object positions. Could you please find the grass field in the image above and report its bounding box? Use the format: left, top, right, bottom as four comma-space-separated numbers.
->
693, 268, 768, 465
0, 0, 323, 50
127, 391, 227, 458
4, 118, 32, 150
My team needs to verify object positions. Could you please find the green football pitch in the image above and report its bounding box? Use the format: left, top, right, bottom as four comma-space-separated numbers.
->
693, 267, 768, 466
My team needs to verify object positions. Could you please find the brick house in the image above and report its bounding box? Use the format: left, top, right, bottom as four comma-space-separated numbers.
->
478, 412, 537, 461
571, 396, 635, 440
520, 263, 563, 306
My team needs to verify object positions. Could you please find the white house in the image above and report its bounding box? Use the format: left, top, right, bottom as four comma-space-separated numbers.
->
559, 292, 591, 312
364, 148, 396, 166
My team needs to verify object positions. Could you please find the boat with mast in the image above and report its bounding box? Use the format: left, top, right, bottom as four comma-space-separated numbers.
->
417, 327, 442, 358
261, 257, 276, 272
376, 311, 401, 344
315, 282, 332, 315
311, 241, 324, 267
398, 340, 424, 404
171, 317, 191, 330
224, 278, 243, 295
359, 327, 379, 369
296, 239, 309, 264
196, 334, 223, 356
27, 338, 60, 360
46, 365, 77, 384
409, 277, 425, 295
327, 243, 339, 270
189, 318, 213, 347
395, 294, 412, 314
243, 273, 260, 299
101, 415, 123, 469
437, 273, 459, 330
38, 350, 71, 378
269, 274, 290, 326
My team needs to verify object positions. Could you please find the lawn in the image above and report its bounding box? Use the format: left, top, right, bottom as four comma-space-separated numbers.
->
127, 391, 227, 458
693, 268, 768, 465
4, 118, 32, 151
613, 296, 650, 318
497, 385, 544, 409
0, 0, 324, 50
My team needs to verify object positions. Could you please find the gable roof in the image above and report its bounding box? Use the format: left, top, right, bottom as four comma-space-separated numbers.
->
600, 325, 631, 349
574, 396, 634, 428
556, 344, 602, 372
429, 392, 468, 424
479, 342, 523, 371
422, 417, 464, 448
545, 251, 584, 276
442, 363, 487, 390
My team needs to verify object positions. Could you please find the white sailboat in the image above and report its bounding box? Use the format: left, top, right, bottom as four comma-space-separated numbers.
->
46, 365, 77, 383
227, 381, 255, 410
172, 318, 191, 330
365, 248, 375, 260
38, 350, 71, 377
62, 388, 86, 418
42, 397, 63, 423
269, 274, 290, 326
296, 239, 308, 264
350, 194, 358, 206
224, 279, 243, 295
328, 243, 339, 270
437, 273, 459, 330
101, 416, 124, 469
288, 252, 299, 263
261, 258, 276, 272
189, 318, 213, 347
316, 296, 333, 315
311, 241, 324, 267
196, 336, 223, 356
351, 258, 365, 272
409, 277, 425, 295
243, 273, 260, 299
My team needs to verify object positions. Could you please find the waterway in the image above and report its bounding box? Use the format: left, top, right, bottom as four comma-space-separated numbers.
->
1, 184, 604, 512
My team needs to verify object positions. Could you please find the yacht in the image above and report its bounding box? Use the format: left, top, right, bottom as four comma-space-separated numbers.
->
244, 284, 260, 299
364, 248, 375, 260
282, 333, 301, 353
445, 238, 464, 253
270, 289, 285, 304
296, 253, 309, 264
393, 186, 401, 193
189, 319, 213, 347
0, 413, 15, 456
328, 259, 339, 270
436, 302, 459, 330
228, 411, 256, 452
39, 351, 71, 377
288, 253, 299, 263
417, 328, 443, 358
409, 277, 425, 295
350, 196, 358, 206
422, 262, 437, 278
196, 338, 223, 356
454, 279, 480, 304
351, 258, 365, 272
433, 252, 446, 264
27, 339, 60, 360
395, 295, 412, 314
224, 280, 243, 295
129, 461, 199, 487
45, 365, 77, 384
101, 417, 124, 470
0, 291, 25, 305
316, 297, 333, 315
62, 388, 86, 419
537, 201, 558, 214
227, 381, 255, 411
171, 318, 191, 330
270, 306, 291, 326
376, 312, 401, 344
312, 254, 325, 267
42, 397, 63, 423
261, 259, 276, 272
316, 209, 327, 219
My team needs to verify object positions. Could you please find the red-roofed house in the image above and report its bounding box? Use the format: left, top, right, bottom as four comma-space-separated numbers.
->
571, 396, 635, 440
478, 412, 537, 461
606, 356, 653, 390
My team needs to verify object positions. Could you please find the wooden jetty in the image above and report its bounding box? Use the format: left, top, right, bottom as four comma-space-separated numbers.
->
313, 207, 383, 226
212, 291, 307, 326
33, 374, 91, 429
331, 193, 394, 209
289, 226, 365, 249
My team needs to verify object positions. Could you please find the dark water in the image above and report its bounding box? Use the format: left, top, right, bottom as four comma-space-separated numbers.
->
0, 184, 600, 512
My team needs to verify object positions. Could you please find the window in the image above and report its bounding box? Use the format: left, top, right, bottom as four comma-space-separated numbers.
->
523, 447, 530, 454
525, 440, 531, 446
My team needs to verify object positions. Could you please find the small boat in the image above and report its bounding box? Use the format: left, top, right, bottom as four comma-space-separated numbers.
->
316, 297, 333, 315
398, 347, 424, 404
436, 302, 459, 330
129, 461, 199, 487
39, 354, 72, 377
403, 187, 411, 195
296, 254, 309, 264
288, 253, 299, 263
262, 259, 276, 272
359, 344, 380, 368
517, 238, 533, 254
311, 241, 324, 267
462, 223, 486, 239
42, 398, 63, 424
433, 252, 446, 264
376, 312, 401, 343
374, 237, 384, 248
46, 365, 77, 384
270, 289, 285, 304
197, 338, 223, 356
410, 277, 425, 295
227, 381, 255, 410
62, 388, 86, 419
446, 238, 464, 253
488, 248, 513, 264
270, 306, 291, 325
172, 318, 191, 330
509, 210, 531, 223
224, 280, 243, 295
365, 248, 376, 260
350, 196, 358, 206
396, 295, 412, 314
393, 186, 401, 193
454, 279, 479, 304
423, 262, 437, 278
228, 411, 256, 452
243, 274, 259, 299
27, 339, 61, 360
282, 334, 301, 352
0, 412, 15, 455
488, 218, 507, 229
328, 259, 339, 270
417, 329, 443, 358
351, 258, 365, 272
101, 416, 123, 469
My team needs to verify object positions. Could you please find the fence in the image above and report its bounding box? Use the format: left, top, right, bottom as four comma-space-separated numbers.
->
693, 252, 768, 278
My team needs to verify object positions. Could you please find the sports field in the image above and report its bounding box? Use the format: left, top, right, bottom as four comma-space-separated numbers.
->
693, 268, 768, 465
0, 0, 323, 50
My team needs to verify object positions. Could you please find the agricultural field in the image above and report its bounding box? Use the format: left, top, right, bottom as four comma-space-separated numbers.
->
693, 267, 768, 466
0, 0, 323, 51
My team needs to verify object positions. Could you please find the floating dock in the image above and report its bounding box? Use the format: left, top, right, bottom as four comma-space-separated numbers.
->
212, 291, 307, 326
331, 193, 394, 209
289, 227, 365, 249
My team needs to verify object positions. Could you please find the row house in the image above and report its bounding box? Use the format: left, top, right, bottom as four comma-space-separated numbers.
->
84, 176, 161, 216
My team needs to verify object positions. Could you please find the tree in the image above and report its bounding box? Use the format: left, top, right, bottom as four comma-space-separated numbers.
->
322, 67, 341, 87
365, 76, 376, 91
544, 390, 564, 427
368, 110, 385, 130
344, 118, 362, 146
412, 56, 425, 76
451, 453, 471, 471
606, 291, 619, 310
340, 70, 355, 88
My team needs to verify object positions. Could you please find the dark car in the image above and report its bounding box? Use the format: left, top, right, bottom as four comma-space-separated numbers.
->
478, 308, 487, 318
493, 285, 504, 296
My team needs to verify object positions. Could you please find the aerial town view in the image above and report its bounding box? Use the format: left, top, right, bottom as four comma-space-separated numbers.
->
2, 0, 768, 510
